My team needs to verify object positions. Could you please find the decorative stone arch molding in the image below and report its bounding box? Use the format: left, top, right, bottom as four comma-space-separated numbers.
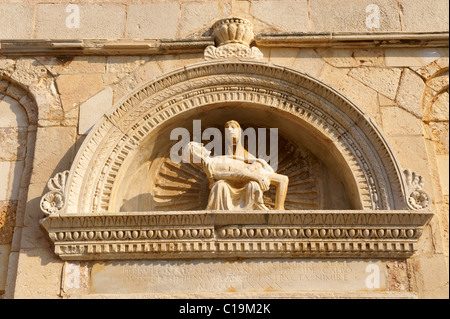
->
66, 60, 411, 213
39, 58, 434, 260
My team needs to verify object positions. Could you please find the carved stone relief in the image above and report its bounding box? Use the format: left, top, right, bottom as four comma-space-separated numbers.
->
38, 19, 434, 262
204, 17, 264, 60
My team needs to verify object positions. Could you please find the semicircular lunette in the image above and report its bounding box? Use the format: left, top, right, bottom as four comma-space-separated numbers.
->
150, 135, 325, 211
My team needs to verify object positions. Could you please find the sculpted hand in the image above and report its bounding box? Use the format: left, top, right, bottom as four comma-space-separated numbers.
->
257, 176, 270, 191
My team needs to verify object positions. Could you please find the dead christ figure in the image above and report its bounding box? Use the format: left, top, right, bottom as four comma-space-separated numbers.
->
183, 121, 288, 210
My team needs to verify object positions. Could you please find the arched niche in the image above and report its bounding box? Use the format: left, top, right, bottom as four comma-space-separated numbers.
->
40, 60, 435, 260
113, 102, 354, 212
62, 60, 409, 214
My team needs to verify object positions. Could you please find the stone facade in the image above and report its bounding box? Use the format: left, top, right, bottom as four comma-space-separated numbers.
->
0, 0, 448, 299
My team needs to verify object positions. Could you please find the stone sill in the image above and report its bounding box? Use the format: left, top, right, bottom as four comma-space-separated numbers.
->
40, 210, 433, 261
65, 291, 418, 299
1, 32, 448, 56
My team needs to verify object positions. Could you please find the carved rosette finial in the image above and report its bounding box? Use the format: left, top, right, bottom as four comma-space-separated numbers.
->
40, 171, 70, 216
403, 169, 431, 210
204, 17, 263, 60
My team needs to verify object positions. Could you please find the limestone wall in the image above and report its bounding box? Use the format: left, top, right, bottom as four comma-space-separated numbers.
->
0, 0, 449, 300
0, 0, 449, 40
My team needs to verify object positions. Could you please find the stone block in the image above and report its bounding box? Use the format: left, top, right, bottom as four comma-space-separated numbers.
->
79, 87, 113, 135
6, 161, 24, 202
126, 2, 180, 39
0, 162, 10, 201
316, 48, 385, 67
179, 1, 231, 37
318, 64, 381, 125
0, 95, 29, 128
381, 106, 423, 136
385, 48, 448, 67
269, 48, 301, 68
56, 73, 105, 111
231, 0, 251, 17
0, 4, 34, 39
436, 155, 449, 196
429, 92, 449, 121
0, 128, 28, 162
290, 49, 326, 78
20, 183, 51, 250
11, 248, 63, 299
0, 200, 17, 245
412, 254, 449, 299
388, 136, 433, 196
426, 122, 449, 155
399, 0, 449, 32
35, 4, 126, 39
34, 56, 107, 76
29, 127, 77, 185
348, 67, 402, 100
395, 69, 426, 118
0, 244, 11, 292
250, 1, 308, 33
310, 0, 401, 32
86, 259, 386, 295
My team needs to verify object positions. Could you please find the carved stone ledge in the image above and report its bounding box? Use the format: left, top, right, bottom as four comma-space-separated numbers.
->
40, 210, 433, 261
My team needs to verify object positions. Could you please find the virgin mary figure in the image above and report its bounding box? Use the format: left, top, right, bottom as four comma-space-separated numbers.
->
183, 120, 288, 210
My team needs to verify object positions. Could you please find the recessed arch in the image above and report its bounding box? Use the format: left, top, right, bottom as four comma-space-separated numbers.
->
63, 60, 409, 214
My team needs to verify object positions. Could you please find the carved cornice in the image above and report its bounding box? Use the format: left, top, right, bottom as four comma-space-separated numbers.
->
255, 31, 449, 48
40, 210, 433, 260
1, 32, 447, 56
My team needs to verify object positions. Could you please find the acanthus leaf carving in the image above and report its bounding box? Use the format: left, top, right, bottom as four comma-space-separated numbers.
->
403, 168, 431, 210
40, 170, 70, 216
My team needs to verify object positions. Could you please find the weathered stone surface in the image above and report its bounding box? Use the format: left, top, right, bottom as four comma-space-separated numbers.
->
0, 128, 28, 162
0, 244, 11, 292
34, 56, 107, 76
250, 1, 308, 32
0, 201, 17, 244
20, 182, 52, 250
0, 4, 34, 39
83, 259, 387, 295
427, 121, 449, 155
310, 0, 401, 32
317, 48, 385, 67
56, 74, 105, 111
395, 69, 426, 118
29, 127, 77, 185
78, 87, 113, 135
179, 2, 231, 37
126, 2, 179, 39
399, 0, 449, 32
35, 4, 126, 39
269, 48, 301, 68
389, 136, 433, 195
412, 254, 449, 299
0, 162, 10, 201
436, 155, 449, 196
290, 49, 326, 78
429, 92, 450, 121
385, 48, 448, 67
349, 67, 402, 100
5, 161, 24, 201
318, 64, 380, 125
381, 106, 423, 136
12, 248, 63, 299
0, 96, 28, 128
